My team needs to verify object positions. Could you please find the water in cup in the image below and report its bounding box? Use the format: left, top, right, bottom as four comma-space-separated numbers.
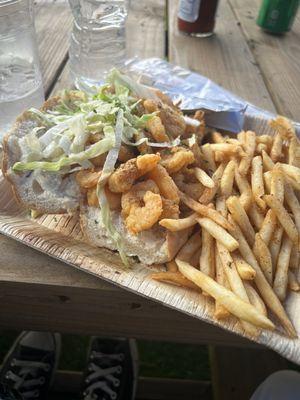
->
68, 0, 127, 88
0, 53, 44, 138
0, 0, 44, 139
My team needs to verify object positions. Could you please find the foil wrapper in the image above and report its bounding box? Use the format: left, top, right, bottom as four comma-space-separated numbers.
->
124, 57, 300, 135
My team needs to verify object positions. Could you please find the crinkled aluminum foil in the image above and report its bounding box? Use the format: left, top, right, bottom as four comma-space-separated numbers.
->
124, 57, 300, 135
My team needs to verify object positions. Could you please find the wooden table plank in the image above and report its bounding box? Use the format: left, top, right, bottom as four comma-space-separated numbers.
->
168, 0, 276, 113
126, 0, 166, 59
0, 235, 254, 347
34, 0, 72, 96
228, 0, 300, 121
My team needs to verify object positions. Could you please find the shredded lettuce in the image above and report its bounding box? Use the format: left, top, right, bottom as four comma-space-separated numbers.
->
107, 68, 159, 101
96, 109, 130, 265
97, 189, 130, 267
13, 133, 115, 172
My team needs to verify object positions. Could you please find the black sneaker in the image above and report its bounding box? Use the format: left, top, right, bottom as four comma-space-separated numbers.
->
0, 331, 61, 400
81, 337, 138, 400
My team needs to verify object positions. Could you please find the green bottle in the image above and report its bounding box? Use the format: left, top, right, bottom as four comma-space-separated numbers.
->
257, 0, 299, 34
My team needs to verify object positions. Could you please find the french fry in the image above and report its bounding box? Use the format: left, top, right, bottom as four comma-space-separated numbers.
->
270, 225, 284, 269
289, 137, 300, 167
253, 233, 273, 285
269, 116, 295, 140
251, 155, 266, 210
288, 137, 296, 165
239, 131, 256, 175
150, 271, 199, 291
277, 163, 300, 183
148, 164, 179, 203
177, 231, 201, 263
273, 235, 293, 301
264, 171, 272, 194
179, 191, 232, 230
232, 252, 256, 280
227, 196, 255, 247
199, 228, 214, 277
211, 131, 225, 143
197, 217, 239, 251
244, 282, 268, 316
176, 259, 275, 331
215, 195, 227, 218
199, 163, 225, 204
256, 134, 273, 146
167, 260, 178, 272
228, 215, 296, 337
264, 194, 298, 245
249, 203, 264, 231
256, 143, 268, 155
262, 150, 275, 172
284, 183, 300, 236
237, 130, 246, 144
159, 213, 197, 231
220, 160, 236, 198
259, 209, 277, 245
289, 244, 299, 270
214, 250, 230, 319
201, 143, 217, 173
217, 242, 259, 336
194, 167, 214, 188
234, 167, 252, 210
210, 143, 243, 155
270, 169, 284, 203
288, 270, 300, 292
270, 132, 283, 163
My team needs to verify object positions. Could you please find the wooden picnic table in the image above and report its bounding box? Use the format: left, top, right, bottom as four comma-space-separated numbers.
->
1, 0, 300, 399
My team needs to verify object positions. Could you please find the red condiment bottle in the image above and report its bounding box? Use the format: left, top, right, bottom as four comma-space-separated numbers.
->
178, 0, 220, 37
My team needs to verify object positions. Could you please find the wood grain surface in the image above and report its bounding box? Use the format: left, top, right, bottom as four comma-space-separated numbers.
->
229, 0, 300, 121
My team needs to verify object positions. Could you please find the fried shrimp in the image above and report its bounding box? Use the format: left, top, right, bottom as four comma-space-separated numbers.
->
87, 186, 121, 210
76, 169, 102, 189
161, 148, 195, 174
159, 104, 186, 139
143, 99, 158, 113
146, 115, 170, 143
148, 164, 180, 204
121, 180, 159, 216
125, 191, 163, 234
108, 154, 160, 193
108, 158, 138, 193
136, 153, 161, 174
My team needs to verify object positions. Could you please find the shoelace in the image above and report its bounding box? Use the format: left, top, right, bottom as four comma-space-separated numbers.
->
83, 352, 124, 400
5, 359, 50, 399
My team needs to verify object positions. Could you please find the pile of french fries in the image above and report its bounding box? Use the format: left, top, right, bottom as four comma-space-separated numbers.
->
151, 116, 300, 338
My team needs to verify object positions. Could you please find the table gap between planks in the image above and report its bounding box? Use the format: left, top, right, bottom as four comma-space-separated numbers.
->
1, 0, 300, 398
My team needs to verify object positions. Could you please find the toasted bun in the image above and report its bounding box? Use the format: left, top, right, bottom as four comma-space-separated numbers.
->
1, 97, 81, 214
80, 205, 190, 265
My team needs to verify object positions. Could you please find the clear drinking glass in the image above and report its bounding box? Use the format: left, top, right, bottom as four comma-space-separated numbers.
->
68, 0, 127, 89
0, 0, 44, 139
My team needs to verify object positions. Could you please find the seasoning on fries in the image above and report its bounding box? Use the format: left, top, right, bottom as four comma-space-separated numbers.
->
149, 115, 299, 338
